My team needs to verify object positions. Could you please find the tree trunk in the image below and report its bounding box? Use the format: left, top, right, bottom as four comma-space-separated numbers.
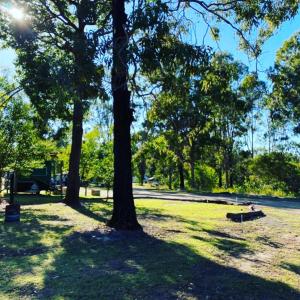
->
178, 162, 185, 190
168, 168, 172, 190
229, 172, 234, 188
218, 168, 222, 188
225, 169, 229, 189
107, 0, 141, 230
190, 144, 196, 189
65, 99, 84, 206
138, 156, 146, 186
190, 161, 195, 189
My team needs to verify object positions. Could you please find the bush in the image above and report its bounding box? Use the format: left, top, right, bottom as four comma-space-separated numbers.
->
193, 163, 218, 191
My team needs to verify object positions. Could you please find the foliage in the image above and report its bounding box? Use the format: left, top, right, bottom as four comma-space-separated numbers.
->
94, 140, 114, 193
188, 163, 218, 192
80, 128, 102, 181
0, 93, 55, 174
270, 31, 300, 132
248, 152, 300, 195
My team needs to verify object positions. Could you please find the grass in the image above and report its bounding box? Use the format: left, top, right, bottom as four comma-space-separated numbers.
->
0, 194, 300, 299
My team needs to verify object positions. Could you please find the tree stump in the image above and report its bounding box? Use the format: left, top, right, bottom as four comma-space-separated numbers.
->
226, 210, 265, 222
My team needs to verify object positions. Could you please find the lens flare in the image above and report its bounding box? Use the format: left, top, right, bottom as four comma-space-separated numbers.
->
9, 7, 25, 21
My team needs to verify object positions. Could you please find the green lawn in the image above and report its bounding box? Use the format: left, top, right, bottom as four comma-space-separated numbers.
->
0, 195, 299, 299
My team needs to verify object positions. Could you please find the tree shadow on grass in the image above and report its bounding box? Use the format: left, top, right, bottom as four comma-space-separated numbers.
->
67, 198, 114, 224
71, 200, 202, 229
255, 236, 284, 249
202, 228, 246, 241
0, 211, 72, 298
2, 194, 63, 206
1, 206, 299, 299
32, 229, 299, 300
192, 235, 253, 258
0, 210, 72, 250
281, 263, 300, 275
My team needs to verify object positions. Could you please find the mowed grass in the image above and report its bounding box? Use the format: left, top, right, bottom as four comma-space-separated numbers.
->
0, 195, 299, 300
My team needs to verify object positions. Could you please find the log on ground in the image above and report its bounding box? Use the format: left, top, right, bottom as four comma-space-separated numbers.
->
226, 210, 266, 222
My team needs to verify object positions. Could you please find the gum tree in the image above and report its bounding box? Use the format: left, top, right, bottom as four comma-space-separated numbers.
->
0, 0, 110, 206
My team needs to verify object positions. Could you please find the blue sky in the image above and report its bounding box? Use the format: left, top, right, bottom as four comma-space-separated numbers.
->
188, 12, 300, 81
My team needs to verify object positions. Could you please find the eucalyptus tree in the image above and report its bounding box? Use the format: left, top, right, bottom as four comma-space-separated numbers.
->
0, 0, 110, 206
270, 31, 300, 133
133, 132, 177, 189
239, 74, 266, 157
201, 53, 250, 188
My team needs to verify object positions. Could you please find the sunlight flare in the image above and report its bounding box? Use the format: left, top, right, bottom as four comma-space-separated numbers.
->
8, 7, 25, 21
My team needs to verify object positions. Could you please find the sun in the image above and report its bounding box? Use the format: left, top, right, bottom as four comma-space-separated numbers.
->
9, 7, 25, 21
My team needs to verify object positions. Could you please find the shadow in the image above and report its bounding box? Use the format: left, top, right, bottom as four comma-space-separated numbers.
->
192, 235, 253, 258
0, 210, 72, 250
202, 229, 246, 241
137, 206, 202, 229
0, 210, 72, 297
69, 201, 202, 231
281, 263, 300, 275
70, 201, 112, 224
1, 206, 299, 299
3, 194, 63, 206
256, 236, 283, 249
35, 230, 299, 299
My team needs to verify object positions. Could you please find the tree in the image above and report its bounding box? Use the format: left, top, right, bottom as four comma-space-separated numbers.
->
200, 53, 250, 188
249, 152, 300, 195
107, 0, 141, 230
0, 0, 109, 206
270, 31, 300, 132
239, 74, 266, 157
95, 140, 114, 199
80, 128, 102, 182
0, 84, 54, 177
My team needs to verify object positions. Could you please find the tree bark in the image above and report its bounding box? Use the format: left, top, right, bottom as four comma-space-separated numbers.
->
218, 168, 222, 188
138, 156, 146, 186
190, 161, 195, 189
190, 143, 196, 189
65, 99, 84, 206
168, 168, 173, 190
107, 0, 141, 230
178, 161, 185, 190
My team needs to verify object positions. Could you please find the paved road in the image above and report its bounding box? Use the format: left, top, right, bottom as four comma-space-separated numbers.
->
132, 188, 300, 210
84, 187, 300, 210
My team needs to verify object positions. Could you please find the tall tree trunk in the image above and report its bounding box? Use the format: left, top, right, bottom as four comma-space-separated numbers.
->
225, 170, 229, 188
190, 161, 195, 189
65, 99, 83, 206
229, 172, 234, 188
190, 144, 196, 189
107, 0, 141, 230
138, 156, 146, 186
168, 167, 173, 190
178, 162, 185, 190
218, 168, 222, 188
